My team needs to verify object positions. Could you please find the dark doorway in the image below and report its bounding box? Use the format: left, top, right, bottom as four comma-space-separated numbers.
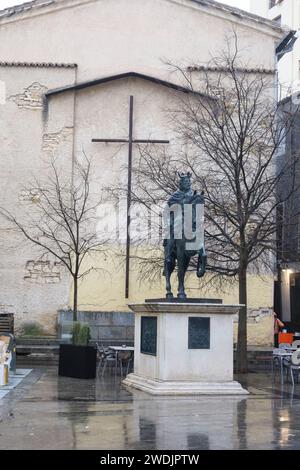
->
290, 273, 300, 326
274, 280, 282, 319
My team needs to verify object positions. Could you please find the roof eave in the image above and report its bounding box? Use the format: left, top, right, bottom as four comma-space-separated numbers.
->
45, 71, 216, 101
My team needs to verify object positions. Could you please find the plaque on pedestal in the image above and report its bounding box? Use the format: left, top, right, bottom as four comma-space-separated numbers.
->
140, 316, 157, 356
188, 317, 210, 349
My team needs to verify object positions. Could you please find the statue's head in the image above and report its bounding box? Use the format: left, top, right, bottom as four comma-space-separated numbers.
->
178, 172, 192, 192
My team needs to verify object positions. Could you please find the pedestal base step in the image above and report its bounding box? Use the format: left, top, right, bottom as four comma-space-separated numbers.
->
123, 373, 249, 396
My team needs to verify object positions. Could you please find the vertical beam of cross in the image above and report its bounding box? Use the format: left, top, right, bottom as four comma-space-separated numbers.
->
92, 95, 169, 298
126, 96, 134, 300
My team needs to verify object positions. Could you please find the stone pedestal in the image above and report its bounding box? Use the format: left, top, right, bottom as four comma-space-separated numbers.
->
123, 302, 248, 395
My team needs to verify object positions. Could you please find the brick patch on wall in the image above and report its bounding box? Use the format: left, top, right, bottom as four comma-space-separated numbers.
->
42, 127, 73, 157
9, 82, 48, 109
233, 307, 274, 347
18, 188, 42, 204
24, 260, 63, 284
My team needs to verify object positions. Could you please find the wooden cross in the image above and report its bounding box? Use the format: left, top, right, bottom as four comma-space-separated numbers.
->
92, 95, 169, 298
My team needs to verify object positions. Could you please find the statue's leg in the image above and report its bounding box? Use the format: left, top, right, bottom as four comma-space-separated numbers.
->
177, 251, 187, 299
197, 247, 207, 278
177, 265, 186, 299
178, 254, 191, 299
165, 260, 175, 299
164, 245, 175, 299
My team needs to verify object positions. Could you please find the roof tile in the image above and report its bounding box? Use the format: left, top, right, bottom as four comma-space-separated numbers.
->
0, 60, 77, 68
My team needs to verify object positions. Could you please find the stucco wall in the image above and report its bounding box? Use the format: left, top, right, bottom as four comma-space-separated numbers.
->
0, 65, 76, 333
0, 0, 280, 81
0, 0, 282, 343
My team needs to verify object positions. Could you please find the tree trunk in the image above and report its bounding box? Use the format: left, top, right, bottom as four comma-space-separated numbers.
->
236, 264, 248, 373
73, 275, 78, 323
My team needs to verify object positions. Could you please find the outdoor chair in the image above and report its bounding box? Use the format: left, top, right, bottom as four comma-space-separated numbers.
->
96, 344, 117, 376
272, 348, 288, 373
279, 343, 291, 349
96, 343, 106, 370
118, 350, 133, 378
287, 350, 300, 386
292, 340, 300, 349
101, 353, 118, 376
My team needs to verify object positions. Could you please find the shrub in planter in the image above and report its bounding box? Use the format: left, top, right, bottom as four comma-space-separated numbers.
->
72, 322, 91, 346
58, 323, 96, 380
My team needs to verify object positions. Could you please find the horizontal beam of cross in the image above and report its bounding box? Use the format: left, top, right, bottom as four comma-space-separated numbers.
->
92, 138, 170, 144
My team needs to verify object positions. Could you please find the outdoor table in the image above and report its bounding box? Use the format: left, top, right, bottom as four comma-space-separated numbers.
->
108, 346, 135, 376
109, 346, 135, 352
272, 350, 294, 384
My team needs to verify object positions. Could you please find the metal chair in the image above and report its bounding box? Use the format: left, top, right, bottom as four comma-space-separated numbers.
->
96, 343, 117, 376
292, 340, 300, 348
272, 348, 289, 380
279, 343, 292, 349
288, 350, 300, 386
101, 352, 118, 376
96, 343, 105, 374
118, 350, 133, 377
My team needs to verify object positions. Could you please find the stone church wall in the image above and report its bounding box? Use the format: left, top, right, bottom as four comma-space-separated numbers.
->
0, 64, 76, 335
0, 0, 284, 344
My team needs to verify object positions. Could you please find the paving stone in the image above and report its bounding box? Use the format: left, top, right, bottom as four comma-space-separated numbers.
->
1, 365, 300, 449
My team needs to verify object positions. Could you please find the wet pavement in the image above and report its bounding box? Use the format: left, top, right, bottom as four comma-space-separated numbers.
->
1, 366, 300, 449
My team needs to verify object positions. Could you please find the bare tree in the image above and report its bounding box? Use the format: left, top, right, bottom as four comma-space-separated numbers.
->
0, 155, 108, 322
109, 35, 300, 373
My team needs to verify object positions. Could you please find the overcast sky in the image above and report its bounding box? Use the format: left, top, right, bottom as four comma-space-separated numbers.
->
0, 0, 31, 8
219, 0, 250, 10
0, 0, 251, 11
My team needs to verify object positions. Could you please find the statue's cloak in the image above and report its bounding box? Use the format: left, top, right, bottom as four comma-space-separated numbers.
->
167, 189, 194, 207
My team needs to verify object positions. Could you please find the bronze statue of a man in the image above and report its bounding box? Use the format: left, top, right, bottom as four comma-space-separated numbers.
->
163, 172, 206, 299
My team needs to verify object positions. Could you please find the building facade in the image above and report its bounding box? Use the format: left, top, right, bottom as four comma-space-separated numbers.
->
251, 0, 300, 99
251, 0, 300, 329
0, 0, 287, 344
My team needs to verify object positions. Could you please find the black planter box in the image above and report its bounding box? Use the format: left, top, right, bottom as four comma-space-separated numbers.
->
58, 344, 97, 379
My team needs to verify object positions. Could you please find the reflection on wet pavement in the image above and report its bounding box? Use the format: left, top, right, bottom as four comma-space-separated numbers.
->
1, 366, 300, 449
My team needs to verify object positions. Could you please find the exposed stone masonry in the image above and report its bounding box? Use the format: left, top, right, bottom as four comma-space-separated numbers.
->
18, 188, 41, 204
0, 304, 15, 315
24, 260, 63, 284
42, 127, 73, 156
9, 82, 48, 109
